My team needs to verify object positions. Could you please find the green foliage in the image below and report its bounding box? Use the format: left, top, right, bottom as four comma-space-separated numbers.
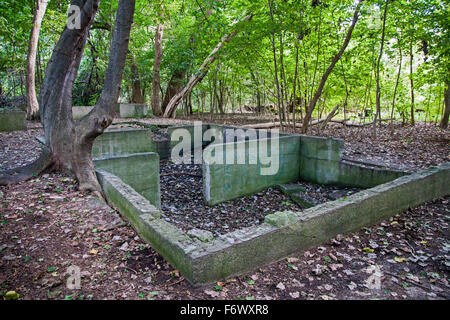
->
0, 0, 448, 122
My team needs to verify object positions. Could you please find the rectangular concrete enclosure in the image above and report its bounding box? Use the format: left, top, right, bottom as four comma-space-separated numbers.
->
94, 123, 450, 286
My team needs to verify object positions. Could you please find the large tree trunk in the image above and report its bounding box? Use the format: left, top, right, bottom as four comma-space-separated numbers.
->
440, 81, 450, 129
1, 0, 135, 195
162, 14, 254, 118
161, 69, 186, 114
301, 1, 364, 133
151, 9, 164, 116
26, 0, 48, 120
130, 55, 145, 104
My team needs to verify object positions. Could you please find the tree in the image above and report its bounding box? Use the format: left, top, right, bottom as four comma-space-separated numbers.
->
26, 0, 48, 120
0, 0, 136, 196
130, 55, 145, 104
441, 82, 449, 129
151, 4, 164, 116
162, 13, 254, 118
301, 0, 364, 133
375, 0, 389, 131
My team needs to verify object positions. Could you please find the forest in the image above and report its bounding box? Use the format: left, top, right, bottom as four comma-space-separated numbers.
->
1, 0, 448, 128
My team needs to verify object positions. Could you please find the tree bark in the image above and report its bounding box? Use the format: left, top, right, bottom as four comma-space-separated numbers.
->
130, 55, 145, 104
301, 1, 364, 133
440, 81, 450, 129
390, 39, 402, 130
1, 0, 135, 195
26, 0, 48, 120
374, 0, 388, 132
162, 14, 254, 118
151, 8, 164, 116
161, 69, 186, 114
268, 0, 283, 128
409, 40, 415, 126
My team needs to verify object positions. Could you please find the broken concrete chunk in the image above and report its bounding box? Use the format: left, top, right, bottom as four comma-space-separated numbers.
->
187, 228, 214, 243
326, 190, 351, 201
277, 183, 307, 195
264, 211, 298, 227
290, 192, 318, 208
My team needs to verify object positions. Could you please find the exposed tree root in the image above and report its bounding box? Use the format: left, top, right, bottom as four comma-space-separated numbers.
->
0, 148, 52, 186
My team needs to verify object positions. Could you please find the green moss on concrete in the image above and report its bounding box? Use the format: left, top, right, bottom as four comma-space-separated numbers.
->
119, 104, 149, 118
92, 128, 156, 159
264, 211, 299, 227
72, 106, 94, 120
94, 153, 160, 208
203, 136, 301, 205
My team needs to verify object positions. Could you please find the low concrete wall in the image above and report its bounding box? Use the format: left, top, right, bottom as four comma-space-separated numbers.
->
119, 104, 148, 118
0, 109, 26, 132
203, 135, 301, 205
94, 152, 160, 208
299, 135, 407, 188
72, 106, 94, 120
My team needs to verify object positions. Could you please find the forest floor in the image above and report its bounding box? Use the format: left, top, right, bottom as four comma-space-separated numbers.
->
0, 118, 449, 300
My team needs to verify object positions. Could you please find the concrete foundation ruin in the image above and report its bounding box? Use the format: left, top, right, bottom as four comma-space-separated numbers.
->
91, 123, 450, 285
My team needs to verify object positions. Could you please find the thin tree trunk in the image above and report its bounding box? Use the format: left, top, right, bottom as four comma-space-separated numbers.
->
374, 0, 388, 131
151, 8, 164, 116
409, 40, 415, 125
440, 81, 450, 129
268, 0, 283, 128
390, 40, 402, 130
279, 30, 289, 125
26, 0, 48, 120
302, 1, 364, 133
163, 14, 254, 118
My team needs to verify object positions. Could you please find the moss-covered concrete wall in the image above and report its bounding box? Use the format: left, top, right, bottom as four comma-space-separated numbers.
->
72, 106, 94, 120
92, 128, 156, 159
94, 153, 160, 208
298, 135, 407, 187
119, 104, 148, 118
203, 135, 301, 205
0, 110, 26, 132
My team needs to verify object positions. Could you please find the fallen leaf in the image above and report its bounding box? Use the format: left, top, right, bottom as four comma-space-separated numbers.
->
276, 282, 286, 290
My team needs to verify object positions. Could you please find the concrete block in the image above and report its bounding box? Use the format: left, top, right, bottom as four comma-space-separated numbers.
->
94, 152, 160, 208
119, 103, 148, 118
72, 106, 94, 120
0, 109, 26, 132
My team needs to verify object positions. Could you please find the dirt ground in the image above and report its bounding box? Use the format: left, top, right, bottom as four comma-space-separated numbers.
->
0, 118, 448, 300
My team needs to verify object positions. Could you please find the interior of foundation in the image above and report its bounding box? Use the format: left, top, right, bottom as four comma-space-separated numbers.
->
142, 124, 363, 236
159, 158, 362, 236
100, 122, 408, 237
